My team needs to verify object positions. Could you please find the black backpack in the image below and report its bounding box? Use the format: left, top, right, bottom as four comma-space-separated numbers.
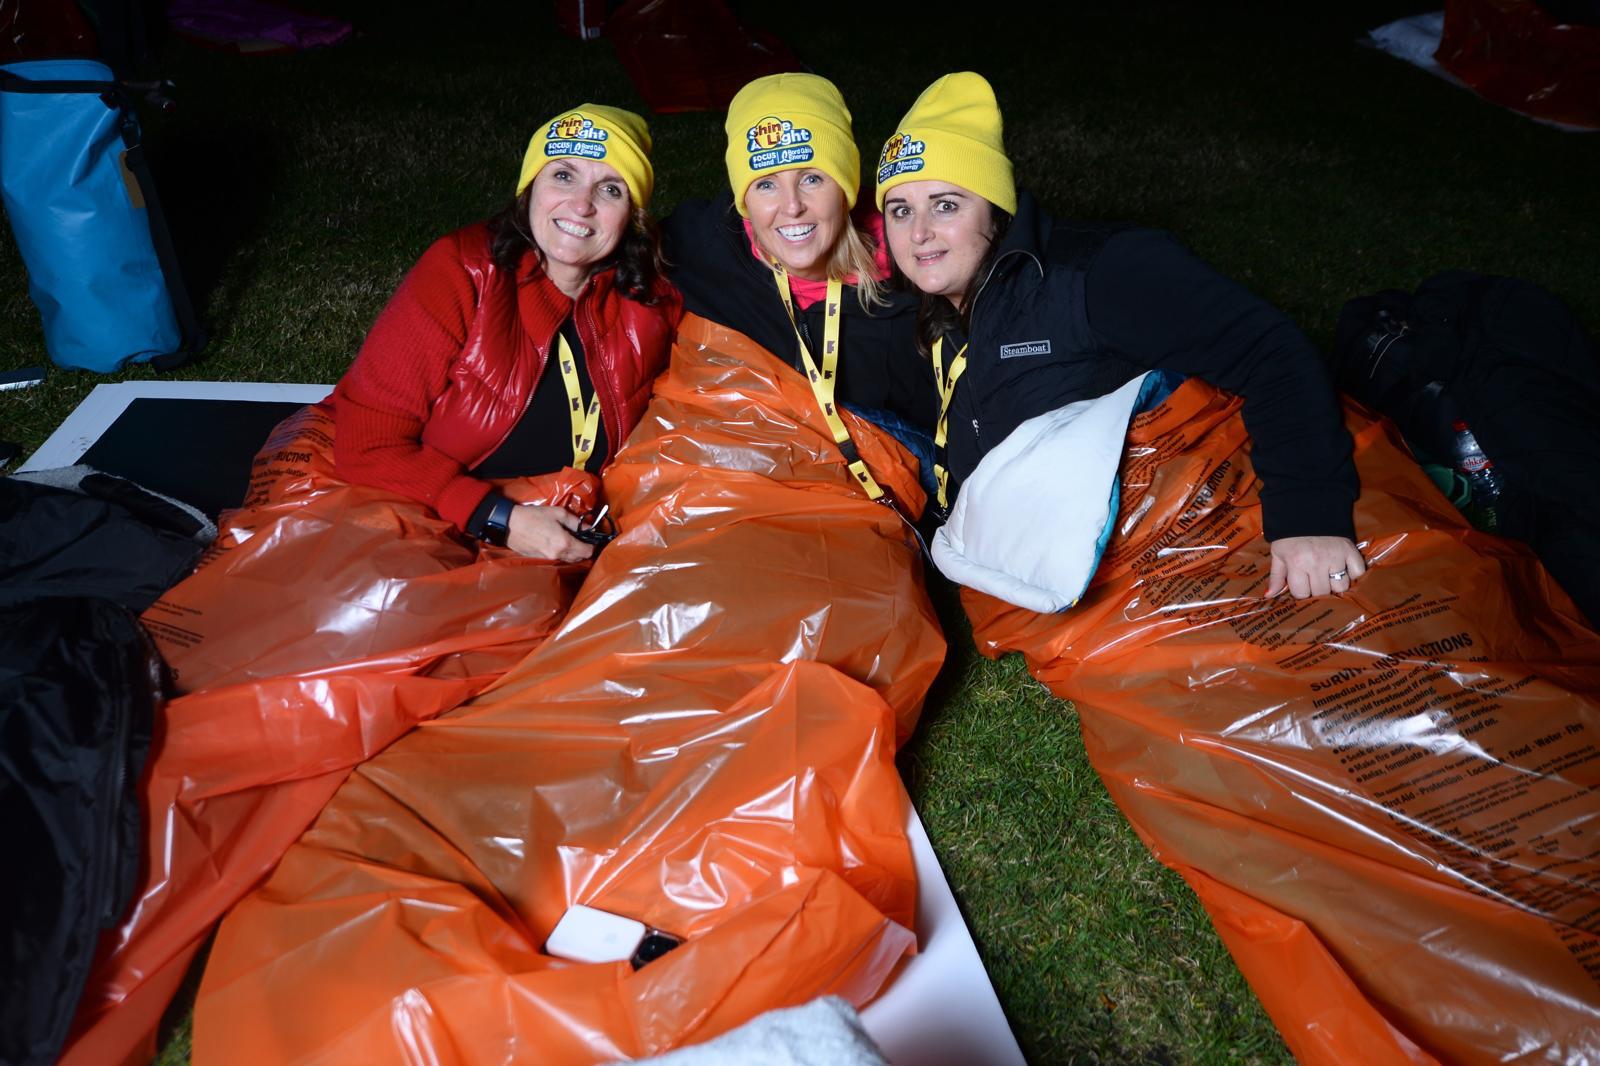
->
1333, 271, 1600, 626
0, 597, 161, 1065
0, 470, 207, 1062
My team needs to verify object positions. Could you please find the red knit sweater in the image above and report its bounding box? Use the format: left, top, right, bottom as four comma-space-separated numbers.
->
331, 224, 679, 529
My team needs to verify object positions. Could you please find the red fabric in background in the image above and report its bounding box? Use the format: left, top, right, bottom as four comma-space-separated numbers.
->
0, 0, 98, 61
1437, 0, 1600, 129
554, 0, 605, 40
607, 0, 801, 113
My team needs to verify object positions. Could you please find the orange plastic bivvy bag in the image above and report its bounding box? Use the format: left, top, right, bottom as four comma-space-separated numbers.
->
966, 379, 1600, 1064
188, 316, 944, 1064
64, 405, 599, 1065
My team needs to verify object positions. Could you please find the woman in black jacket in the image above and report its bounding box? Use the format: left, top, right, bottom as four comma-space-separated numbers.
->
661, 73, 936, 498
876, 72, 1366, 599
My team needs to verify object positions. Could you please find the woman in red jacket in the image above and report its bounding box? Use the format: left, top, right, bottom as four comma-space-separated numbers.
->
332, 103, 679, 560
112, 111, 682, 1041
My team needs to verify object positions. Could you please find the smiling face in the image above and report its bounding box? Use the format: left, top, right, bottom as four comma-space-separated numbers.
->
526, 156, 632, 295
741, 168, 848, 281
882, 179, 997, 305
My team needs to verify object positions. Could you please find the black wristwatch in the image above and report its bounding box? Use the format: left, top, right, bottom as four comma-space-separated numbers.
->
477, 494, 516, 547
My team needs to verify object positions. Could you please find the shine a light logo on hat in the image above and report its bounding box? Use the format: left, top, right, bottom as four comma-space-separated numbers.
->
746, 116, 814, 170
876, 131, 926, 184
545, 114, 610, 160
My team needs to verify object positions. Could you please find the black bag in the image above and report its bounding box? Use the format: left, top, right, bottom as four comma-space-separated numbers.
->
0, 470, 204, 1062
0, 597, 161, 1066
0, 469, 212, 613
1334, 271, 1600, 625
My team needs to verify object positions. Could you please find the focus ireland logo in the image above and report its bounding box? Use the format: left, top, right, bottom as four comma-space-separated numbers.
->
876, 131, 926, 183
545, 114, 610, 160
746, 116, 814, 170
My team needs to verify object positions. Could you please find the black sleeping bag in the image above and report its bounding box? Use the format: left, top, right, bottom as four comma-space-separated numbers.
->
0, 470, 211, 613
0, 597, 161, 1065
0, 469, 206, 1063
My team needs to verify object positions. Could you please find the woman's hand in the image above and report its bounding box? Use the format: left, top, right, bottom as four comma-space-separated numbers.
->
505, 504, 594, 562
1267, 535, 1366, 599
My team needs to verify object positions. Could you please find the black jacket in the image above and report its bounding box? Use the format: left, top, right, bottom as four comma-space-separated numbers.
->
0, 471, 190, 1065
661, 194, 936, 428
941, 191, 1358, 542
1, 471, 211, 613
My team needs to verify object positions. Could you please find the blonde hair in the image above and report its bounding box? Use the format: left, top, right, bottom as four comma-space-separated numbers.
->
829, 222, 886, 309
749, 196, 887, 311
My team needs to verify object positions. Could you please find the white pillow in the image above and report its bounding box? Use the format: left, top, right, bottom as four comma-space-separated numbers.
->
931, 372, 1150, 612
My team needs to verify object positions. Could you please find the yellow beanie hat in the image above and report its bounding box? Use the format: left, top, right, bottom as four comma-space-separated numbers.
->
723, 73, 860, 216
875, 72, 1016, 215
517, 103, 654, 208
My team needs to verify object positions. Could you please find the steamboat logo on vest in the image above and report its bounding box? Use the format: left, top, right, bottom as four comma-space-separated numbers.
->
876, 131, 926, 184
999, 339, 1051, 359
746, 116, 814, 170
545, 114, 610, 160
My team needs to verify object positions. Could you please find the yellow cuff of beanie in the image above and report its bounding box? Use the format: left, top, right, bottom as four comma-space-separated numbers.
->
517, 103, 654, 208
724, 73, 861, 216
875, 71, 1016, 216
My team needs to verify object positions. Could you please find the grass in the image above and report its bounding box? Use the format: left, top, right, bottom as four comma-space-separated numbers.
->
903, 590, 1284, 1064
5, 1, 1597, 1063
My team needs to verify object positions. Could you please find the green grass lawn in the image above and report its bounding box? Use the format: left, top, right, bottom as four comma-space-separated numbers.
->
6, 2, 1597, 1062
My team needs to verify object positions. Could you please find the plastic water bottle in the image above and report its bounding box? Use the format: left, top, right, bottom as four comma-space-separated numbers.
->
1451, 419, 1502, 532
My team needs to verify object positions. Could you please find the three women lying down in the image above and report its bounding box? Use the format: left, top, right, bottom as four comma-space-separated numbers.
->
89, 68, 1600, 1066
317, 75, 1361, 604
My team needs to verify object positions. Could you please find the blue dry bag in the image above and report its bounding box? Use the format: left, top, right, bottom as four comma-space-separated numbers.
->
0, 59, 199, 372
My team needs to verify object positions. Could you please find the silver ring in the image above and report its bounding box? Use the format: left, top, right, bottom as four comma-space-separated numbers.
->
1329, 569, 1349, 581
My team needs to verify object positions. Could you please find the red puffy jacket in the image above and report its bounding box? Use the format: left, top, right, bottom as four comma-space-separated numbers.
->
331, 223, 680, 529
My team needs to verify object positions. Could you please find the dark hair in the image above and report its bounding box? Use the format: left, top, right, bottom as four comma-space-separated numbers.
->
894, 207, 1013, 356
486, 185, 668, 304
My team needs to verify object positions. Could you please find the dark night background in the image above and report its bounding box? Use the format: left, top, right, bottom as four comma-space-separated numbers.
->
2, 2, 1596, 1063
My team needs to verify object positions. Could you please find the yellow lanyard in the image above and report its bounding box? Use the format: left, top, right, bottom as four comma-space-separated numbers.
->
931, 336, 969, 509
555, 331, 602, 471
771, 267, 886, 501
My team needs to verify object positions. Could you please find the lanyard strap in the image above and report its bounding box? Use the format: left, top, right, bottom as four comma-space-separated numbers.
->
556, 331, 602, 471
931, 336, 969, 510
771, 267, 886, 501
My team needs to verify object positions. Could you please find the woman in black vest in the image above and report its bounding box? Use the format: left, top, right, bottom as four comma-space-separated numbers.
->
876, 72, 1365, 599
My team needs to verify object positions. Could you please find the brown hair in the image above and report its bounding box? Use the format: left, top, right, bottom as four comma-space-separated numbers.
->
896, 207, 1013, 355
487, 186, 667, 304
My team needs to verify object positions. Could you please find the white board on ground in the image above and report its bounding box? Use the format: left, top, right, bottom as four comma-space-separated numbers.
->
20, 380, 334, 472
863, 788, 1025, 1065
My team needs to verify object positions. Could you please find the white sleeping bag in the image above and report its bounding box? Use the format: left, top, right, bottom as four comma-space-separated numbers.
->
931, 372, 1151, 613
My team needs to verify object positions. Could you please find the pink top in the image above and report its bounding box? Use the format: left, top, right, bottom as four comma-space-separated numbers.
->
742, 211, 891, 309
